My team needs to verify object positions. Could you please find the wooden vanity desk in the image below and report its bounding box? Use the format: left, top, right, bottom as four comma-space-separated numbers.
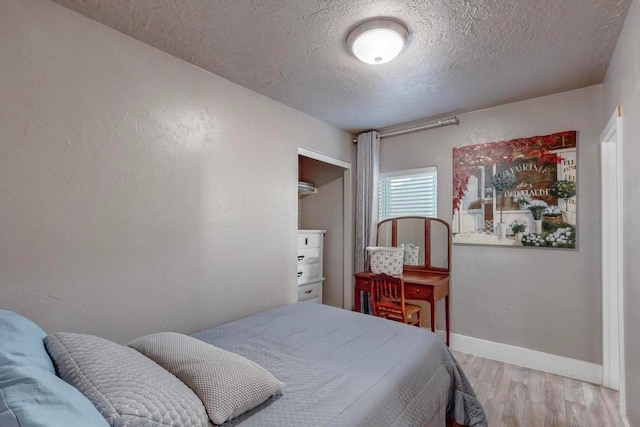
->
353, 270, 450, 346
354, 216, 452, 346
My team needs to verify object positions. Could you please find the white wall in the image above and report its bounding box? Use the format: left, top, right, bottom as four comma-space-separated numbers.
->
380, 85, 603, 363
0, 0, 352, 343
603, 0, 640, 423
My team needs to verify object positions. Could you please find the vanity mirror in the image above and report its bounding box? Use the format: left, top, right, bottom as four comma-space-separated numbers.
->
375, 216, 451, 273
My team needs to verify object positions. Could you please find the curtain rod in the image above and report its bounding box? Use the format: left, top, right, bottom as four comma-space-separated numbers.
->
352, 116, 458, 144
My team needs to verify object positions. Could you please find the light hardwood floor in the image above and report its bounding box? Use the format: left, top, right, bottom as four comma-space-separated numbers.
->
451, 351, 620, 427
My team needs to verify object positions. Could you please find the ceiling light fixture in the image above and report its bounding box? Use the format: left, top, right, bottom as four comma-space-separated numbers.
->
347, 19, 409, 65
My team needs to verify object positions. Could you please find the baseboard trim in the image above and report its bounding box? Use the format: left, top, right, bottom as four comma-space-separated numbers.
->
438, 331, 602, 385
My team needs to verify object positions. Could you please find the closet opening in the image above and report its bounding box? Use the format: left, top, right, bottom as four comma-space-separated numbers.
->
297, 147, 352, 310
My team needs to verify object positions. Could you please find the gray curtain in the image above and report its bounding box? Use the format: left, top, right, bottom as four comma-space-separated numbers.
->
354, 131, 380, 274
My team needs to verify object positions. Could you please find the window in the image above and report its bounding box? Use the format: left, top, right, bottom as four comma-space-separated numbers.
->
378, 167, 437, 220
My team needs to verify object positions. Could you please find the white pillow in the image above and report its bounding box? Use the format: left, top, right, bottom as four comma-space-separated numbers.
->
128, 332, 285, 425
44, 332, 209, 427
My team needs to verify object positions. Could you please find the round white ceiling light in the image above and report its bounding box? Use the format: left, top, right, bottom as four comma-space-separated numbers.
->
347, 19, 409, 65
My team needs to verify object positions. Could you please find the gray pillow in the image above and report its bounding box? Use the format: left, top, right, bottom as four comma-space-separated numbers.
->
128, 332, 285, 425
44, 333, 209, 427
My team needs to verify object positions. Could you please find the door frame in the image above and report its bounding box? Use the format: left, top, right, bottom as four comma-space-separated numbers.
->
600, 106, 624, 410
297, 147, 353, 311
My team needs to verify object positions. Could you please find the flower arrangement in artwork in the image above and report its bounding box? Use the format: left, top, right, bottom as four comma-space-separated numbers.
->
490, 171, 517, 192
521, 226, 576, 248
490, 171, 517, 223
510, 220, 527, 234
550, 180, 576, 211
526, 199, 548, 220
543, 205, 562, 217
545, 227, 575, 248
512, 194, 532, 207
521, 233, 546, 247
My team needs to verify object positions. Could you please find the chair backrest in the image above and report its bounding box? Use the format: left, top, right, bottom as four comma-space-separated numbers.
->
370, 274, 406, 319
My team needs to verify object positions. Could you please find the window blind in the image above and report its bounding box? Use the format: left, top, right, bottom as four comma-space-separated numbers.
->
378, 168, 437, 220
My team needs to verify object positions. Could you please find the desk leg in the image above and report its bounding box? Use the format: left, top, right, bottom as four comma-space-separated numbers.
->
353, 289, 361, 312
430, 299, 436, 334
445, 295, 450, 347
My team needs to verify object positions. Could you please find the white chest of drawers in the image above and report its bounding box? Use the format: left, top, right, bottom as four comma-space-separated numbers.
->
297, 230, 325, 303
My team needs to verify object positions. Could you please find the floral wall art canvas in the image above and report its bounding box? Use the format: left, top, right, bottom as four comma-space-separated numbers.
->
452, 131, 577, 248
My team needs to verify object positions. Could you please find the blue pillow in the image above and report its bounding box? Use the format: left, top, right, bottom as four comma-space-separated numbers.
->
0, 309, 108, 427
0, 310, 53, 372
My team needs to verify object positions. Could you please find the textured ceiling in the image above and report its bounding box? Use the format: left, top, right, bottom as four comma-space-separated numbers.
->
51, 0, 630, 133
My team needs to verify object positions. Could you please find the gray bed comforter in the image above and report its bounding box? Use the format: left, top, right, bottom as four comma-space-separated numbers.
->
192, 303, 486, 427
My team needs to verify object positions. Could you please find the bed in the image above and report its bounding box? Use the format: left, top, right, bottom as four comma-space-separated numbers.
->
0, 303, 486, 427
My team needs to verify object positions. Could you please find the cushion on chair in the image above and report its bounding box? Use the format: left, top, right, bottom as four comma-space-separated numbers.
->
0, 310, 108, 427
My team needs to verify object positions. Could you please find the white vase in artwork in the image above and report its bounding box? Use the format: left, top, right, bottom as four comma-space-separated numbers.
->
515, 232, 524, 242
534, 219, 543, 234
562, 210, 575, 225
498, 223, 507, 240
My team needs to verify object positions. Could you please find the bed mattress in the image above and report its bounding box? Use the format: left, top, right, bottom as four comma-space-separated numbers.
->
192, 303, 485, 426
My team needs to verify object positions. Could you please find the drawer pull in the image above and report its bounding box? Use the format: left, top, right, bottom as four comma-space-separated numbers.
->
297, 272, 303, 278
305, 290, 312, 294
416, 289, 420, 293
298, 255, 305, 261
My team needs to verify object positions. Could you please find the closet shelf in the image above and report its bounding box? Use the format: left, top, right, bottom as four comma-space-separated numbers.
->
298, 181, 318, 196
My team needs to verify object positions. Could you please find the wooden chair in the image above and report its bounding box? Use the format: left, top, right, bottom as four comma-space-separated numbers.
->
369, 274, 422, 327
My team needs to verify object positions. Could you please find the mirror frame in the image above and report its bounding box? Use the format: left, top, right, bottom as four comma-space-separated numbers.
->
376, 216, 452, 274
